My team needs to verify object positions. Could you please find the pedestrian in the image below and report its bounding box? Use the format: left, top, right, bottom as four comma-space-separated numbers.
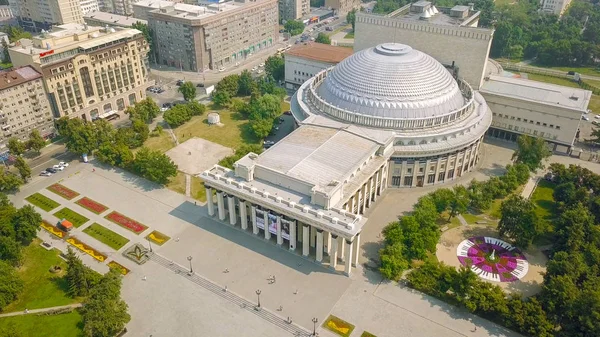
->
224, 286, 228, 292
143, 276, 147, 281
24, 309, 29, 314
176, 237, 180, 242
92, 168, 95, 172
272, 275, 276, 283
194, 201, 197, 206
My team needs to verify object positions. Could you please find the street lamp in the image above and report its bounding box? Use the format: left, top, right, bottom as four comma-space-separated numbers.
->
187, 256, 193, 274
312, 317, 318, 336
255, 289, 261, 308
147, 238, 153, 253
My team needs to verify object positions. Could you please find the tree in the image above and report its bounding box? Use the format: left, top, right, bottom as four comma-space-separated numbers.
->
7, 138, 25, 156
14, 157, 30, 182
0, 236, 21, 266
211, 90, 231, 107
0, 168, 22, 192
512, 135, 551, 172
0, 260, 23, 310
379, 242, 409, 281
1, 38, 10, 64
131, 22, 155, 62
430, 188, 453, 213
125, 98, 160, 123
13, 205, 41, 245
284, 20, 305, 36
178, 81, 197, 101
64, 247, 99, 297
132, 147, 177, 184
96, 142, 134, 168
82, 268, 130, 337
237, 70, 256, 96
249, 94, 281, 120
249, 118, 273, 139
2, 26, 31, 43
63, 120, 98, 155
498, 195, 538, 248
215, 74, 240, 97
27, 129, 46, 154
265, 55, 285, 82
588, 125, 600, 145
448, 185, 469, 220
163, 103, 205, 127
218, 144, 263, 169
347, 9, 357, 31
315, 32, 331, 44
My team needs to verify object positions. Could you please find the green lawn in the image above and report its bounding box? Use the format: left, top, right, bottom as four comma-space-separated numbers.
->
531, 180, 556, 222
166, 171, 186, 195
584, 79, 600, 88
166, 173, 207, 202
3, 239, 80, 312
53, 208, 89, 228
25, 193, 60, 212
82, 223, 130, 250
462, 213, 486, 224
191, 176, 207, 202
535, 65, 600, 77
0, 310, 83, 337
344, 32, 355, 39
525, 73, 580, 88
143, 130, 176, 153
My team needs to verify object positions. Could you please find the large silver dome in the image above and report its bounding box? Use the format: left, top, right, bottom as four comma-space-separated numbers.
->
316, 43, 466, 119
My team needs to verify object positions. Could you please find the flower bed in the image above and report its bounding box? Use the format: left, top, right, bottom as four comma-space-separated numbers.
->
47, 184, 79, 200
105, 211, 148, 234
361, 332, 377, 337
146, 230, 170, 246
75, 197, 108, 214
82, 223, 130, 250
66, 237, 107, 262
25, 193, 60, 212
323, 315, 355, 337
108, 261, 130, 275
53, 208, 89, 228
123, 243, 150, 265
40, 220, 65, 238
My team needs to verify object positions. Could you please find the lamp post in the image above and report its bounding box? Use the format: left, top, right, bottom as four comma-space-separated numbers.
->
255, 289, 261, 308
187, 256, 193, 274
312, 317, 318, 336
147, 238, 153, 253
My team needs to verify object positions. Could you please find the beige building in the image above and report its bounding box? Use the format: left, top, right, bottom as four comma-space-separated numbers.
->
279, 0, 309, 21
9, 0, 84, 31
284, 42, 352, 90
325, 0, 359, 14
84, 11, 148, 28
0, 66, 55, 150
135, 0, 278, 71
540, 0, 572, 16
354, 2, 492, 89
9, 23, 151, 121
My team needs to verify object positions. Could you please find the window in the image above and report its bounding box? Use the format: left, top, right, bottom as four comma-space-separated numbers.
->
407, 168, 412, 174
447, 169, 455, 179
427, 174, 435, 184
438, 172, 445, 181
419, 167, 424, 173
556, 126, 561, 130
543, 123, 547, 127
536, 122, 541, 125
403, 176, 413, 186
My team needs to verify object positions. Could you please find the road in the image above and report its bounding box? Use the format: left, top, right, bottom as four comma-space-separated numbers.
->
502, 60, 600, 82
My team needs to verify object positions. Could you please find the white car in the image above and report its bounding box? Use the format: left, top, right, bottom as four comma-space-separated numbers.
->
58, 161, 69, 167
595, 114, 600, 119
160, 107, 168, 112
252, 66, 258, 72
53, 164, 65, 171
259, 63, 265, 68
257, 69, 264, 74
40, 171, 52, 177
218, 67, 225, 72
582, 116, 590, 121
235, 62, 240, 67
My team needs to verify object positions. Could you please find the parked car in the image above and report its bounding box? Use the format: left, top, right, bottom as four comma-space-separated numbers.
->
595, 114, 600, 119
163, 103, 172, 109
279, 29, 285, 33
284, 110, 292, 115
593, 121, 600, 126
252, 66, 258, 72
46, 168, 57, 173
259, 63, 265, 68
40, 171, 52, 177
53, 164, 65, 171
567, 71, 575, 75
196, 83, 205, 87
326, 26, 333, 31
58, 161, 69, 167
160, 107, 168, 112
264, 140, 275, 145
279, 117, 284, 124
219, 67, 225, 72
582, 115, 590, 121
176, 79, 184, 86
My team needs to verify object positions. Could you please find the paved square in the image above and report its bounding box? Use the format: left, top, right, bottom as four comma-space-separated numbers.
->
166, 138, 233, 175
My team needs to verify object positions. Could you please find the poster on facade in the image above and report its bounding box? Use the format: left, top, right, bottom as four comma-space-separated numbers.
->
280, 218, 290, 240
256, 209, 265, 230
268, 213, 277, 235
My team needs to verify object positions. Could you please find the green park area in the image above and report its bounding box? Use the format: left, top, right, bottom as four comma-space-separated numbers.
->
524, 73, 600, 115
0, 310, 83, 337
25, 193, 60, 212
166, 173, 207, 202
53, 208, 89, 228
82, 223, 130, 250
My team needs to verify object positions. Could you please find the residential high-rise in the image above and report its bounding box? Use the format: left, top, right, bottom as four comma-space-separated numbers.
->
279, 0, 309, 21
0, 66, 55, 150
9, 24, 151, 121
9, 0, 84, 31
80, 0, 100, 14
540, 0, 572, 16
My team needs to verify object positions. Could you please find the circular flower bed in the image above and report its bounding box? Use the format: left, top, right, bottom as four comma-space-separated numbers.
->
456, 236, 529, 282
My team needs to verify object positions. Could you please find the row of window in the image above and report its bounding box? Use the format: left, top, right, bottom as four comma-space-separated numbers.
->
493, 112, 561, 130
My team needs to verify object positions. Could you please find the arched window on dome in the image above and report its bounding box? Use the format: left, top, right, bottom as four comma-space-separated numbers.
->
431, 138, 438, 143
408, 140, 416, 145
442, 136, 448, 141
419, 140, 427, 145
396, 141, 405, 146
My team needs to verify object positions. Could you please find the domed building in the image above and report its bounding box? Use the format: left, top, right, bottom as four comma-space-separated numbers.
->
201, 43, 492, 276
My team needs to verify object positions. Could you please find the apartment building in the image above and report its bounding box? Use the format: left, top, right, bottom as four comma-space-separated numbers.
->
0, 66, 55, 149
9, 0, 84, 31
540, 0, 572, 16
279, 0, 309, 21
84, 11, 147, 28
324, 0, 359, 14
9, 23, 151, 121
134, 0, 278, 71
80, 0, 100, 14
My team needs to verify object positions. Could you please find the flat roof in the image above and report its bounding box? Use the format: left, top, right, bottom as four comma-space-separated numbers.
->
255, 125, 380, 192
137, 0, 241, 19
84, 11, 148, 26
0, 66, 41, 90
286, 42, 353, 64
400, 10, 468, 26
480, 75, 592, 112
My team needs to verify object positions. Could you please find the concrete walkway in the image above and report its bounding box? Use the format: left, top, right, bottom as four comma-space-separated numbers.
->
520, 177, 540, 199
0, 304, 82, 318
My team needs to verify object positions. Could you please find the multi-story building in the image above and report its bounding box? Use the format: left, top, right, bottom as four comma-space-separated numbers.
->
284, 42, 352, 90
0, 66, 55, 149
80, 0, 100, 14
0, 5, 13, 18
279, 0, 309, 21
540, 0, 572, 16
135, 0, 278, 71
9, 23, 151, 121
324, 0, 359, 14
9, 0, 84, 31
84, 11, 148, 28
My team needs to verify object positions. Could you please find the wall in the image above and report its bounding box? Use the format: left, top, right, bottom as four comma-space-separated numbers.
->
254, 165, 315, 198
284, 54, 335, 89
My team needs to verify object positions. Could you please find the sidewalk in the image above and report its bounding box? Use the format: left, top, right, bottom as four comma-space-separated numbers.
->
0, 303, 82, 318
520, 177, 540, 199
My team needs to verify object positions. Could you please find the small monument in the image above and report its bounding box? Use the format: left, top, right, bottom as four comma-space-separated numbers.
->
207, 112, 221, 125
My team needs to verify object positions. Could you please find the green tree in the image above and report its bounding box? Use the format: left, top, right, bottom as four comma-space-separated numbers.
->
211, 90, 231, 107
163, 104, 193, 127
13, 205, 41, 245
347, 9, 357, 31
96, 142, 134, 168
249, 94, 281, 120
2, 26, 32, 43
178, 81, 197, 101
215, 74, 240, 97
0, 260, 23, 310
0, 168, 22, 192
1, 38, 10, 64
82, 268, 130, 337
448, 185, 469, 220
131, 22, 155, 62
512, 135, 551, 172
315, 32, 331, 44
284, 20, 305, 36
588, 126, 600, 144
0, 236, 22, 266
27, 129, 46, 153
187, 101, 206, 116
7, 138, 25, 156
125, 98, 160, 123
218, 144, 263, 169
429, 188, 453, 213
64, 247, 99, 297
249, 118, 273, 139
237, 70, 256, 96
379, 242, 409, 281
504, 297, 554, 337
132, 147, 178, 184
13, 157, 30, 182
265, 55, 285, 82
498, 195, 538, 248
63, 119, 98, 155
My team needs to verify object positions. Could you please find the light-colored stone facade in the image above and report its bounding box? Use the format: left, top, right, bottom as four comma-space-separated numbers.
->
325, 0, 359, 14
11, 0, 84, 31
9, 24, 151, 121
279, 0, 309, 21
80, 0, 100, 14
540, 0, 572, 16
284, 43, 352, 90
0, 66, 55, 150
354, 12, 493, 89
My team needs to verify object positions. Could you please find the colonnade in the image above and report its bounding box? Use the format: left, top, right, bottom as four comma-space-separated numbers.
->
205, 186, 360, 276
343, 164, 387, 215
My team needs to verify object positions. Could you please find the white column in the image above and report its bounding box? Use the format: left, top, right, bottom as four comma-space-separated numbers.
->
344, 239, 353, 276
297, 221, 303, 242
374, 169, 381, 199
367, 177, 374, 207
276, 215, 283, 246
239, 200, 248, 230
349, 196, 355, 214
362, 183, 368, 212
206, 186, 214, 216
217, 191, 225, 221
302, 225, 310, 257
352, 233, 361, 267
380, 164, 387, 191
324, 231, 331, 255
310, 226, 316, 248
316, 229, 324, 262
251, 206, 258, 235
330, 235, 338, 269
264, 211, 271, 240
289, 220, 296, 251
227, 195, 236, 225
339, 236, 345, 261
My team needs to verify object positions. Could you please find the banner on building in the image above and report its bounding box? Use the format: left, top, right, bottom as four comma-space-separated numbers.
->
280, 218, 291, 240
256, 209, 265, 230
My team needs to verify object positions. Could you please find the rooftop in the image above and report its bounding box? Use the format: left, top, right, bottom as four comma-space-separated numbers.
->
137, 0, 241, 19
84, 11, 148, 26
285, 42, 353, 64
0, 66, 42, 90
480, 75, 592, 112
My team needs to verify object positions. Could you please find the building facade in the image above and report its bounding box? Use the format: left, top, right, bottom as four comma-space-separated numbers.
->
80, 0, 100, 14
9, 24, 151, 121
324, 0, 359, 14
284, 42, 352, 90
9, 0, 84, 31
278, 0, 309, 21
135, 0, 278, 71
0, 66, 55, 150
201, 43, 492, 276
354, 3, 493, 89
540, 0, 572, 16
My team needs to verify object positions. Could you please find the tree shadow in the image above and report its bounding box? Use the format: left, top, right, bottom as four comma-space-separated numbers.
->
230, 112, 246, 121
479, 163, 506, 178
504, 279, 542, 298
50, 275, 72, 295
462, 226, 499, 239
92, 160, 162, 192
